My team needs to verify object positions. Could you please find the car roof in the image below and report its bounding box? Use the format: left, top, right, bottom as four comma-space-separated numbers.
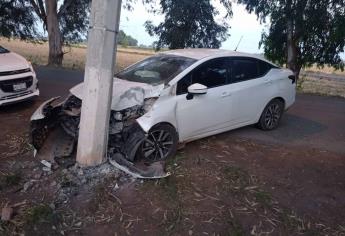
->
161, 48, 275, 64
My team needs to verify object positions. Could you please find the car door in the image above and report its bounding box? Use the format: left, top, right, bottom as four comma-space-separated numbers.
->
228, 57, 276, 124
174, 57, 233, 140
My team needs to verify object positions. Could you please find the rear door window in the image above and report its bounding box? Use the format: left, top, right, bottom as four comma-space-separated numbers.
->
231, 58, 258, 82
258, 60, 276, 76
231, 58, 274, 83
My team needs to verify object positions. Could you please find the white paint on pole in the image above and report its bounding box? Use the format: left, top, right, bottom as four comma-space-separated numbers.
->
76, 0, 122, 166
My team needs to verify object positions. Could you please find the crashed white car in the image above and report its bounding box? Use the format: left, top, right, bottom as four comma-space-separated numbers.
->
30, 49, 295, 173
0, 46, 39, 105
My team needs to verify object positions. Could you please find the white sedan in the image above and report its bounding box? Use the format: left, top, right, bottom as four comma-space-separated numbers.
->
31, 49, 295, 166
0, 46, 39, 106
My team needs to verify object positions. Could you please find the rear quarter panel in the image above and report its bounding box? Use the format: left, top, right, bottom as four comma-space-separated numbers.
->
272, 68, 296, 109
253, 68, 296, 123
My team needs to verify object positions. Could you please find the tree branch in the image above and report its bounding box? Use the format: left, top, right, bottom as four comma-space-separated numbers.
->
29, 0, 43, 19
37, 0, 46, 19
29, 0, 47, 29
58, 0, 74, 18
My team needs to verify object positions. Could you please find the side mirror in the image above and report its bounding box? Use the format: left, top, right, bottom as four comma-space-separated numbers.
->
186, 83, 207, 100
187, 83, 207, 94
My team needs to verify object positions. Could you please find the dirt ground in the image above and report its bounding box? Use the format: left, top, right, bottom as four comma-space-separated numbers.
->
0, 98, 345, 236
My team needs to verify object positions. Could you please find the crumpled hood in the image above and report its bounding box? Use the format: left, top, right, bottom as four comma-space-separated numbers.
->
70, 78, 165, 111
0, 52, 30, 72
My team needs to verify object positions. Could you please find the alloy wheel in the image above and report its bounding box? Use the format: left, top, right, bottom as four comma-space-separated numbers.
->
141, 129, 174, 162
264, 103, 281, 129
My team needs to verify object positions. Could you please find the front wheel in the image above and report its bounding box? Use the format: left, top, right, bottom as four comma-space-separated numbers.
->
258, 99, 284, 130
138, 124, 178, 162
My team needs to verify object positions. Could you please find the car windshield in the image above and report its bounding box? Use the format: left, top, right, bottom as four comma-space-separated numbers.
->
0, 46, 10, 54
116, 55, 196, 85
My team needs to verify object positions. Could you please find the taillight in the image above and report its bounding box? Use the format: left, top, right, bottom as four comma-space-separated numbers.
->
288, 75, 296, 84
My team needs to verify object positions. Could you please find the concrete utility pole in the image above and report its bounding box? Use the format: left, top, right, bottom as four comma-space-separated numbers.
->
76, 0, 122, 166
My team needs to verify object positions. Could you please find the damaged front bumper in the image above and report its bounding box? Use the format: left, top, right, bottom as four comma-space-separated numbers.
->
30, 95, 169, 179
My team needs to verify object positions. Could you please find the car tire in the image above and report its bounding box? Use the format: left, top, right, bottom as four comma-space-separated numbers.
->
138, 123, 178, 162
258, 99, 284, 131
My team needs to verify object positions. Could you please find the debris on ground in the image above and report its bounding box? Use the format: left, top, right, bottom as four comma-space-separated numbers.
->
23, 180, 35, 192
55, 162, 125, 204
40, 160, 52, 170
109, 153, 170, 179
1, 206, 13, 221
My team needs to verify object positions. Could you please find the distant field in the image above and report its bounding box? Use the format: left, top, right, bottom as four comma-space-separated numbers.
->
300, 76, 345, 97
305, 65, 345, 76
1, 38, 344, 97
0, 38, 154, 72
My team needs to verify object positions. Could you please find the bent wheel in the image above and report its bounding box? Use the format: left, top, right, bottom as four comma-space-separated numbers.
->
258, 99, 284, 130
139, 124, 178, 162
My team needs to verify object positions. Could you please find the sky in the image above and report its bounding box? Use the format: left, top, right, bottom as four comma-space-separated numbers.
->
119, 1, 266, 54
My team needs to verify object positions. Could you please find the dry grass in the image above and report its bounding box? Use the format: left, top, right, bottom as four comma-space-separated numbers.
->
299, 76, 345, 98
0, 38, 154, 72
305, 65, 345, 76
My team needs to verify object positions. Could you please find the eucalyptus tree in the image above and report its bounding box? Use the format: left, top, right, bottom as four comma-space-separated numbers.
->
144, 0, 232, 50
0, 0, 91, 66
0, 0, 37, 39
29, 0, 91, 65
238, 0, 345, 78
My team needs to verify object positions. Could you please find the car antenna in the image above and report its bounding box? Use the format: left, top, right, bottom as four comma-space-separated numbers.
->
234, 36, 243, 51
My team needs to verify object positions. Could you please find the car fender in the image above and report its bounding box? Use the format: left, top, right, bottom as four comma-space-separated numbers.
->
136, 97, 178, 135
254, 94, 288, 123
31, 97, 60, 120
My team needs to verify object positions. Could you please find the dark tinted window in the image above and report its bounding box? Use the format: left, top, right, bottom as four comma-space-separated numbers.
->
258, 60, 275, 77
231, 58, 275, 83
232, 59, 258, 82
176, 58, 228, 95
176, 73, 192, 95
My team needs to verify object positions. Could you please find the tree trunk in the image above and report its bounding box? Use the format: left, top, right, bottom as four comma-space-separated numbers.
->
45, 0, 63, 66
286, 19, 299, 80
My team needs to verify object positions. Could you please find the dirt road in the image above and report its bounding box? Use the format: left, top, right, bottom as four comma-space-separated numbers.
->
0, 66, 344, 235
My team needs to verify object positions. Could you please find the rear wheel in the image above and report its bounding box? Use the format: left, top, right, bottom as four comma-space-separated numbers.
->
138, 124, 178, 162
258, 99, 284, 130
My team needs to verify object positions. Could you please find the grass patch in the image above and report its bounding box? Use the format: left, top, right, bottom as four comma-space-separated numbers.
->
22, 204, 61, 235
254, 190, 273, 208
25, 204, 54, 225
227, 219, 245, 236
155, 177, 179, 203
165, 153, 185, 173
0, 172, 22, 190
142, 175, 185, 234
88, 184, 109, 213
299, 76, 345, 98
4, 173, 22, 186
297, 75, 306, 91
163, 205, 183, 234
222, 166, 251, 193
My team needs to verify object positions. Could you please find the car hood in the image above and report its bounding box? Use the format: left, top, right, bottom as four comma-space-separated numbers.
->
70, 78, 165, 111
0, 52, 30, 71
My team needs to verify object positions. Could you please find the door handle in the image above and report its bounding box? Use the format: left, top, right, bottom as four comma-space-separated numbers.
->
264, 79, 272, 85
221, 92, 232, 98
